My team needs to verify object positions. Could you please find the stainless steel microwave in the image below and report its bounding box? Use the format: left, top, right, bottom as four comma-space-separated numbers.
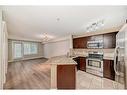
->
87, 40, 103, 48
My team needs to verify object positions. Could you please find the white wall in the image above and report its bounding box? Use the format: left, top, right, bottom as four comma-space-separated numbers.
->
43, 39, 70, 58
0, 8, 2, 89
0, 10, 8, 89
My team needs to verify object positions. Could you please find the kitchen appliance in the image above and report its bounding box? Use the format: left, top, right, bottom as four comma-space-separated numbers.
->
114, 24, 127, 89
86, 51, 103, 77
87, 40, 103, 49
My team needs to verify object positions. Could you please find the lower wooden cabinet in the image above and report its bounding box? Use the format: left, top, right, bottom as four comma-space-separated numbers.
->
73, 57, 86, 71
73, 57, 79, 70
57, 65, 76, 89
79, 57, 86, 71
103, 59, 115, 80
73, 58, 115, 80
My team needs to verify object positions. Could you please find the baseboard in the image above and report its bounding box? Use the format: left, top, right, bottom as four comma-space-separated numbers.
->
8, 56, 46, 63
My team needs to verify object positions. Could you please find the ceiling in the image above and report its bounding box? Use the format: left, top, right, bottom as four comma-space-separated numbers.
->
2, 6, 127, 42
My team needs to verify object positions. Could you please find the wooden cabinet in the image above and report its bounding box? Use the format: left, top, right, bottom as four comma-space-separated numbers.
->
73, 57, 86, 71
103, 59, 115, 80
103, 32, 117, 48
73, 38, 79, 48
57, 65, 76, 89
73, 32, 118, 49
79, 57, 86, 71
73, 37, 87, 48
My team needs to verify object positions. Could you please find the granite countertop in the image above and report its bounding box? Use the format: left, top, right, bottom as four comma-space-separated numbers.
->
45, 52, 114, 65
71, 52, 114, 60
45, 55, 77, 65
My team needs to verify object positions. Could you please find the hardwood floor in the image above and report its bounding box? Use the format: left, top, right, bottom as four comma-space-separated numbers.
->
4, 58, 118, 90
4, 58, 51, 89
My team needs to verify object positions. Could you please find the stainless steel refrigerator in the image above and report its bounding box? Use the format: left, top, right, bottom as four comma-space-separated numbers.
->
114, 24, 127, 89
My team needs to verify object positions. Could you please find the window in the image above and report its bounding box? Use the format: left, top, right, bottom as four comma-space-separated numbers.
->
23, 42, 38, 55
31, 43, 38, 54
13, 42, 22, 59
12, 41, 38, 60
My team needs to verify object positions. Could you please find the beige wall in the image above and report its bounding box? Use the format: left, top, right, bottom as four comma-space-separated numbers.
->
8, 39, 44, 62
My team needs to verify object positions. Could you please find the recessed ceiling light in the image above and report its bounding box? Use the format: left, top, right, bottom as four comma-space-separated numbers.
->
56, 18, 60, 21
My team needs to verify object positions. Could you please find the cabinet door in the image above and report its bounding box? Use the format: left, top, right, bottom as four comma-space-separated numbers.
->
73, 37, 86, 48
78, 37, 85, 48
79, 57, 86, 71
103, 60, 115, 80
103, 32, 117, 48
73, 38, 81, 48
57, 65, 76, 89
73, 38, 79, 48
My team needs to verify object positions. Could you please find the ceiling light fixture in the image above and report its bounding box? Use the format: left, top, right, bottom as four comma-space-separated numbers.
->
42, 33, 54, 42
86, 20, 104, 32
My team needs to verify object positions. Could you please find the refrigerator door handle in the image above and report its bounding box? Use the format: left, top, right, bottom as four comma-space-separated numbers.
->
114, 46, 120, 75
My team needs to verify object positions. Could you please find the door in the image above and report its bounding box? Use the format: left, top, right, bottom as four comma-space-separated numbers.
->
13, 41, 23, 60
114, 27, 126, 89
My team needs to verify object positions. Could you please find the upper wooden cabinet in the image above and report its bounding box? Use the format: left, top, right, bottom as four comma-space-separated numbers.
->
73, 37, 87, 48
73, 32, 118, 49
103, 32, 117, 48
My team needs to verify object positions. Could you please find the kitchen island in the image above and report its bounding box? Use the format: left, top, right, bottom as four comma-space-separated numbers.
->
45, 56, 77, 89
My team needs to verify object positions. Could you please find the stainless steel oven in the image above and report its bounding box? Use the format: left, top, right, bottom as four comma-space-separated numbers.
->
86, 51, 103, 77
